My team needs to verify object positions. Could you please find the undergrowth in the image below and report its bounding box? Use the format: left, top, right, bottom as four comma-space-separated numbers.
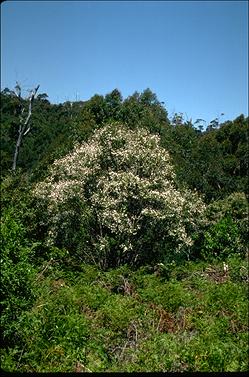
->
1, 255, 248, 372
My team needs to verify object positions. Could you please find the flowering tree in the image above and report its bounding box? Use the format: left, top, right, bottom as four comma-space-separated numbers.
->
33, 123, 206, 268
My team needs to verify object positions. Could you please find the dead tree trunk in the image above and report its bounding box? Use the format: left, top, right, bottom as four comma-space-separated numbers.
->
12, 84, 40, 171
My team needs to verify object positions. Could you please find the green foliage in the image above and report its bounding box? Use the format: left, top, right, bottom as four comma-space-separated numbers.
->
202, 216, 242, 260
1, 259, 247, 372
33, 123, 205, 268
1, 87, 248, 372
200, 192, 248, 260
160, 114, 249, 202
121, 88, 169, 133
207, 192, 248, 223
2, 88, 247, 203
0, 90, 23, 174
0, 208, 37, 344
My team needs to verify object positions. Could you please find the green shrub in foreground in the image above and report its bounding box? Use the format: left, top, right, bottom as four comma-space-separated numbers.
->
2, 257, 247, 372
0, 208, 37, 345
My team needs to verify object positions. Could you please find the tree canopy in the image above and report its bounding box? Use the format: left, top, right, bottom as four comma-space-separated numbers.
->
33, 123, 206, 268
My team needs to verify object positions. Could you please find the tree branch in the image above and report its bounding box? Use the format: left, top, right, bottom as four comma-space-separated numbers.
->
12, 84, 39, 171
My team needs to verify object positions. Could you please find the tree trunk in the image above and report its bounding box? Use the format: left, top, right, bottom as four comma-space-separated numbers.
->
12, 85, 39, 171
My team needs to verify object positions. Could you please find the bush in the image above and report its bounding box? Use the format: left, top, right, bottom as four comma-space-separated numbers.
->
200, 193, 248, 260
33, 123, 206, 269
206, 192, 248, 223
1, 260, 248, 372
202, 216, 242, 260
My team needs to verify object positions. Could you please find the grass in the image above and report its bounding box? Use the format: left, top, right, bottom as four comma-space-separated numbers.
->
1, 255, 248, 372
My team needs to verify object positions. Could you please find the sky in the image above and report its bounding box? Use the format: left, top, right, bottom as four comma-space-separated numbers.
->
1, 0, 248, 124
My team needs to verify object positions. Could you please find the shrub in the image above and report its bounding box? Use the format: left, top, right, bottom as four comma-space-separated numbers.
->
1, 260, 248, 372
33, 123, 206, 268
202, 216, 242, 260
206, 192, 248, 223
200, 192, 248, 260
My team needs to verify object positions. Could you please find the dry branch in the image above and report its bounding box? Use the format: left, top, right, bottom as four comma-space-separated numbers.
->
12, 84, 40, 171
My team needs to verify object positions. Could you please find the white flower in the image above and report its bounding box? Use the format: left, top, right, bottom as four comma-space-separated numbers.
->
33, 123, 206, 265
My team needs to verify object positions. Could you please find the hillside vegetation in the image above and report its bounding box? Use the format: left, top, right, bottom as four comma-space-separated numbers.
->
1, 88, 248, 372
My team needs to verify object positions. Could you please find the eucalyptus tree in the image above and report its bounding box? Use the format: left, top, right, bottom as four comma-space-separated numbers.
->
12, 83, 40, 171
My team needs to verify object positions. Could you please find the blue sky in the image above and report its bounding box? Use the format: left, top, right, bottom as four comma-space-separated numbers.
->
1, 0, 248, 124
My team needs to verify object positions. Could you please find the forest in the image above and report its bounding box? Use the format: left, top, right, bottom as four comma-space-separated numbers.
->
1, 87, 248, 372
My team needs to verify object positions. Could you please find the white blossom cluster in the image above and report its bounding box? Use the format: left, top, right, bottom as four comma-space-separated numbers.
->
33, 123, 206, 266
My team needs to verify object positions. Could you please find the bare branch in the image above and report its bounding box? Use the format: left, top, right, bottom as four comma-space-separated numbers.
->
12, 84, 39, 171
14, 81, 21, 98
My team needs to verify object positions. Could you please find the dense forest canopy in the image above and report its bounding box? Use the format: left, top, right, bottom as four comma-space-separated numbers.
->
1, 87, 248, 201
